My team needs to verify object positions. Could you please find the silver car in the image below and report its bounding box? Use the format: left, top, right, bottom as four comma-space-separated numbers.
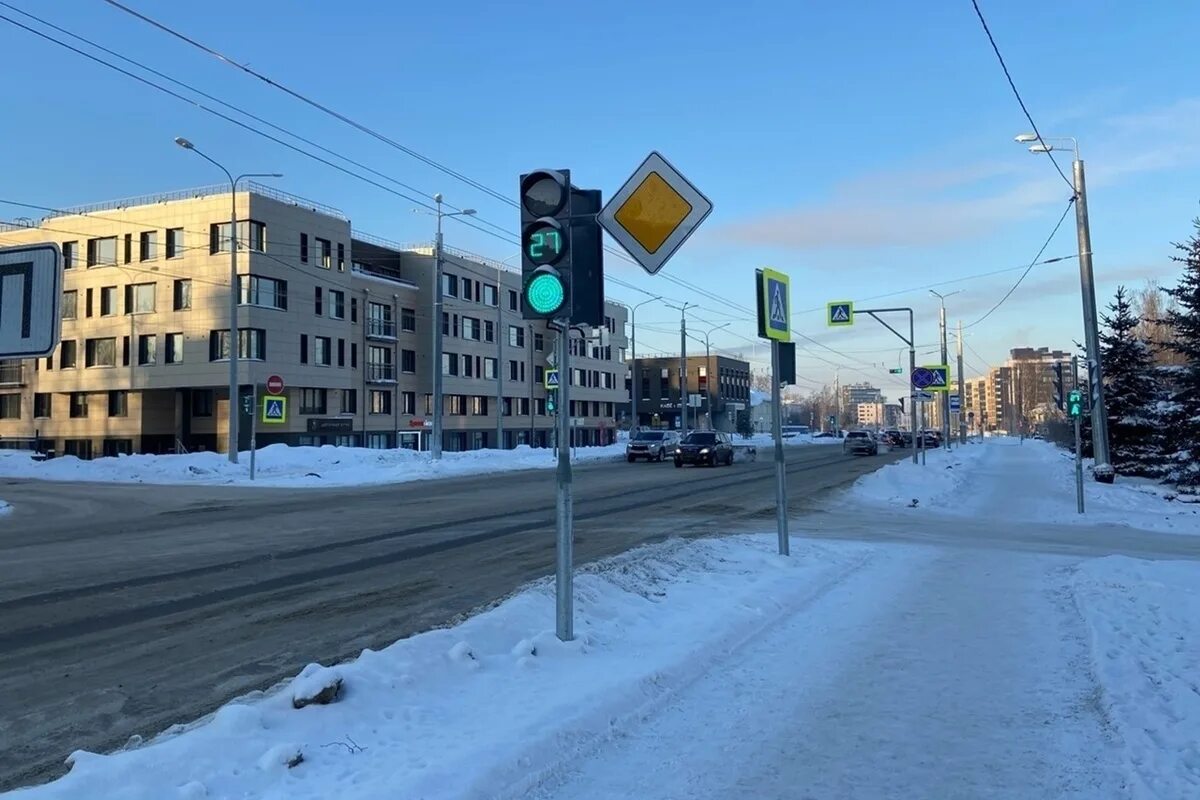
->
626, 430, 680, 462
842, 430, 879, 456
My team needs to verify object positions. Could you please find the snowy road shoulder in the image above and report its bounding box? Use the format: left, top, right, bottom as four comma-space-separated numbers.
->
5, 535, 883, 800
1071, 556, 1200, 798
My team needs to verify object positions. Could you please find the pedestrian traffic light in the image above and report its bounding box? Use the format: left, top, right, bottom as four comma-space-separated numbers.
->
1052, 362, 1065, 411
520, 170, 572, 320
546, 388, 557, 415
1068, 389, 1083, 418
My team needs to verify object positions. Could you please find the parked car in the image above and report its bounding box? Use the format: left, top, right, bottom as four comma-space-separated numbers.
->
843, 430, 879, 456
813, 431, 837, 439
918, 430, 941, 448
626, 430, 680, 462
674, 431, 734, 467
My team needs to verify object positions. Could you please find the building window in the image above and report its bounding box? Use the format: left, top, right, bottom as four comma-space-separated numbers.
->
172, 279, 192, 311
484, 320, 495, 343
209, 329, 266, 360
442, 273, 459, 298
139, 231, 157, 261
314, 286, 323, 315
60, 339, 77, 368
98, 286, 117, 316
87, 236, 117, 267
462, 354, 474, 378
508, 289, 518, 311
329, 289, 345, 320
337, 242, 345, 271
471, 396, 489, 416
209, 220, 265, 253
442, 352, 459, 376
137, 334, 156, 366
69, 392, 88, 418
463, 317, 481, 341
108, 390, 128, 417
126, 283, 156, 314
447, 395, 466, 415
315, 336, 332, 366
508, 326, 525, 347
34, 393, 51, 418
351, 297, 357, 323
316, 237, 332, 268
534, 333, 544, 352
300, 232, 309, 263
300, 388, 327, 415
483, 284, 498, 307
401, 391, 416, 414
166, 332, 184, 364
369, 389, 392, 415
351, 342, 357, 369
0, 394, 19, 420
337, 338, 345, 367
401, 307, 416, 333
401, 349, 416, 373
461, 277, 473, 301
367, 345, 393, 381
300, 334, 308, 364
85, 337, 117, 368
238, 275, 287, 310
62, 290, 77, 320
166, 228, 184, 259
535, 365, 544, 384
509, 360, 525, 381
483, 357, 497, 379
341, 388, 357, 414
192, 389, 213, 417
63, 241, 77, 269
124, 233, 133, 264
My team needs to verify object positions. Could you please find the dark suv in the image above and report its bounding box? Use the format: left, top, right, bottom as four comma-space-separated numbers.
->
675, 431, 735, 468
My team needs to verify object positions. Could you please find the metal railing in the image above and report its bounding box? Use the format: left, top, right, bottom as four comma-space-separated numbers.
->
365, 363, 396, 382
0, 362, 24, 386
366, 319, 397, 339
41, 181, 348, 222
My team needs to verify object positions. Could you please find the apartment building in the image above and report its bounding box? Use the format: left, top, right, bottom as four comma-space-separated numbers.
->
0, 183, 628, 456
628, 355, 752, 432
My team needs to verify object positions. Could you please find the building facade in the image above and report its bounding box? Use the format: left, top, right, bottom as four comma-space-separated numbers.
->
628, 355, 751, 432
0, 184, 628, 456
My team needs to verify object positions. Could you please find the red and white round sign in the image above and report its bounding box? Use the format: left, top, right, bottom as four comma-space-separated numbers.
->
266, 375, 285, 395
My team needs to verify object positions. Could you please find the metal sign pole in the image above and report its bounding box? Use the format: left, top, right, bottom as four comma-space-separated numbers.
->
250, 383, 257, 481
771, 340, 789, 556
555, 326, 574, 641
1074, 415, 1085, 514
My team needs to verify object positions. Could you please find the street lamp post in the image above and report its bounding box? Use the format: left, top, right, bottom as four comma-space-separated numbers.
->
628, 296, 662, 431
686, 322, 730, 429
1014, 134, 1112, 482
414, 195, 476, 459
929, 289, 961, 451
174, 137, 280, 465
665, 302, 694, 432
495, 253, 520, 449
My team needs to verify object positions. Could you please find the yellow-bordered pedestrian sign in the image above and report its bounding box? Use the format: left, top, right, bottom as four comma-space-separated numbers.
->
755, 268, 791, 342
545, 368, 560, 390
827, 301, 854, 327
915, 364, 950, 392
262, 395, 287, 424
597, 151, 713, 275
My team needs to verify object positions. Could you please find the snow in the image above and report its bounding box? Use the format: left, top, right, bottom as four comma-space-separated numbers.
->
1071, 557, 1200, 798
0, 500, 10, 516
749, 389, 768, 407
845, 437, 1200, 534
0, 442, 627, 488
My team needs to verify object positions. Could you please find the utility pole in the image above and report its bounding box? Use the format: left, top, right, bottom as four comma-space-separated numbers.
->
957, 320, 966, 445
1073, 160, 1113, 481
667, 302, 693, 432
834, 368, 841, 432
930, 290, 960, 451
555, 327, 573, 639
629, 296, 660, 432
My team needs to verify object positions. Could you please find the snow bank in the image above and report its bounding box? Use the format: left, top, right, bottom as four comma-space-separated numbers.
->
1071, 557, 1200, 799
5, 535, 874, 800
0, 500, 10, 517
0, 442, 626, 488
845, 442, 988, 510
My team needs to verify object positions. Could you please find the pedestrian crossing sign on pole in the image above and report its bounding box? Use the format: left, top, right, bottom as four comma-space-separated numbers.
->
262, 396, 287, 424
827, 301, 854, 327
544, 369, 560, 390
755, 267, 791, 342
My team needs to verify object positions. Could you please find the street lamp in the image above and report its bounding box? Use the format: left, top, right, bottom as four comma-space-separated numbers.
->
495, 252, 520, 449
929, 290, 961, 450
413, 194, 476, 460
628, 295, 662, 431
1012, 133, 1112, 482
664, 301, 694, 432
685, 322, 730, 429
174, 136, 281, 464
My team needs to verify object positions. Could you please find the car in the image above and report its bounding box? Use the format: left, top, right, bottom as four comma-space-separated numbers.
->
881, 429, 905, 448
626, 430, 680, 462
674, 431, 734, 467
918, 430, 940, 448
842, 430, 879, 456
813, 431, 837, 439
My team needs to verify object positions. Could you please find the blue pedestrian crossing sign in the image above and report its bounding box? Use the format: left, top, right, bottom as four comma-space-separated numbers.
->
544, 369, 560, 390
827, 301, 854, 327
756, 267, 791, 342
262, 396, 287, 424
917, 364, 950, 392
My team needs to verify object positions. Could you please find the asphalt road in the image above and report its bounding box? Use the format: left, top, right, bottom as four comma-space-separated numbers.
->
0, 443, 904, 791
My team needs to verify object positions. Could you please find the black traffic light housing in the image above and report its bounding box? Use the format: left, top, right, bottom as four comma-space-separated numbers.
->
520, 170, 571, 321
1052, 361, 1065, 411
778, 342, 796, 386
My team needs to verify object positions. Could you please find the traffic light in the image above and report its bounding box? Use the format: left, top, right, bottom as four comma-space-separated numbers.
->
1052, 362, 1065, 411
520, 170, 571, 320
1068, 389, 1083, 418
546, 388, 557, 415
778, 342, 796, 386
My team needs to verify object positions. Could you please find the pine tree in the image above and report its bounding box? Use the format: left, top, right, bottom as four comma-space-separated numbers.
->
1099, 286, 1164, 477
1161, 218, 1200, 490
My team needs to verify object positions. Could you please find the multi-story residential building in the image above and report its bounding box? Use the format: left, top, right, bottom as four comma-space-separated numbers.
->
628, 355, 751, 431
856, 402, 886, 428
0, 183, 628, 456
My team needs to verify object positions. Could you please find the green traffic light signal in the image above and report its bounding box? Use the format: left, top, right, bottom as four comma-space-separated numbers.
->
525, 269, 565, 316
1068, 389, 1083, 418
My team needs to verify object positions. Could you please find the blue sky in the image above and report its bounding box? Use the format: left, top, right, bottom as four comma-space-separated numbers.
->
1, 0, 1197, 399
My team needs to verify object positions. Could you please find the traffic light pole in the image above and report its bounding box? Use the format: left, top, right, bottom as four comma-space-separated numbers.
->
1071, 355, 1084, 514
555, 325, 574, 641
858, 307, 919, 466
1073, 160, 1113, 483
770, 340, 790, 556
957, 320, 966, 446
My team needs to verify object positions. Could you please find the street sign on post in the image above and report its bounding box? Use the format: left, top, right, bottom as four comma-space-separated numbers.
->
597, 151, 712, 275
949, 395, 961, 413
544, 369, 560, 390
266, 375, 285, 395
755, 268, 791, 342
261, 396, 287, 424
827, 301, 854, 327
913, 364, 950, 392
0, 243, 62, 358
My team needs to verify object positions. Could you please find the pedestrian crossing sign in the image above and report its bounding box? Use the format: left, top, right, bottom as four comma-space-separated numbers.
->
262, 396, 287, 424
545, 369, 560, 390
755, 267, 791, 342
827, 301, 854, 327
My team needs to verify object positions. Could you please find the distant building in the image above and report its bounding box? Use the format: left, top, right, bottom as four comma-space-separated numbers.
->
629, 355, 751, 432
856, 402, 885, 428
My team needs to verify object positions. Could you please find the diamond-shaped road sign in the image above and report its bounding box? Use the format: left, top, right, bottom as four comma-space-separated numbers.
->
0, 243, 62, 358
827, 301, 853, 327
261, 396, 287, 424
598, 151, 712, 275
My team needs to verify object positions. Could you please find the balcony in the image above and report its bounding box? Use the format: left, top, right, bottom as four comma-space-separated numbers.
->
366, 319, 397, 341
365, 363, 397, 384
0, 361, 25, 387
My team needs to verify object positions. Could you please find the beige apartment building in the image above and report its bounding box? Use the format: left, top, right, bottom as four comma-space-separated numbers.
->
0, 183, 628, 457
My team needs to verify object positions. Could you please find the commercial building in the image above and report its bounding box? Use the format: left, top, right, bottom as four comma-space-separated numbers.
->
0, 183, 628, 456
628, 355, 752, 432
